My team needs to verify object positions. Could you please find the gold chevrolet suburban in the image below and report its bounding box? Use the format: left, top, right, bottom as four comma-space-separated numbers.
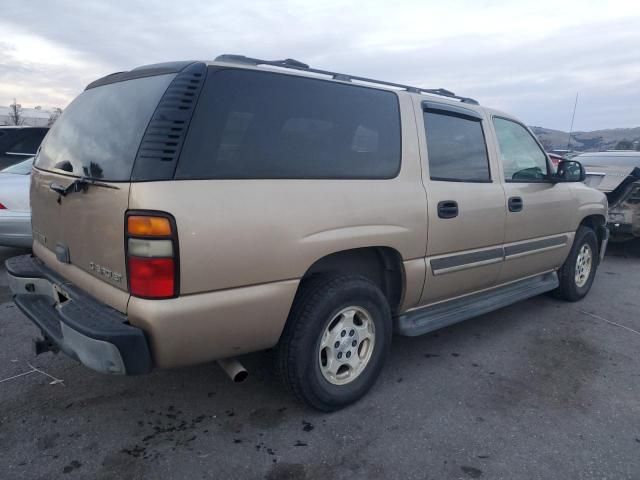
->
6, 55, 608, 411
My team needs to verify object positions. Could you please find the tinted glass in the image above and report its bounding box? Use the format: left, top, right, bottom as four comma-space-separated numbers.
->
424, 111, 490, 181
8, 130, 46, 154
1, 157, 34, 175
35, 74, 175, 181
493, 117, 548, 181
0, 129, 21, 151
176, 69, 401, 179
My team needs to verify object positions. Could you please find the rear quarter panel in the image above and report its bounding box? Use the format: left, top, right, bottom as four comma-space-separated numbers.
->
129, 94, 427, 300
127, 94, 428, 365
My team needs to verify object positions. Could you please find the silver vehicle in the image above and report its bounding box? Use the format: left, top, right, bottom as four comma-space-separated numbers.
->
580, 151, 640, 241
0, 157, 33, 248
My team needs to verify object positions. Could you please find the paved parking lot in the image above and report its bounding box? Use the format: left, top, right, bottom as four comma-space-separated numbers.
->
1, 244, 639, 480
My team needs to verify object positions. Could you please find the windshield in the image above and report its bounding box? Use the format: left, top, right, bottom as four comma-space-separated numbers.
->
1, 157, 34, 175
35, 73, 175, 181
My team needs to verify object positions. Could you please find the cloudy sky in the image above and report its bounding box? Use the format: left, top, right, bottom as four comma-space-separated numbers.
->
1, 0, 639, 131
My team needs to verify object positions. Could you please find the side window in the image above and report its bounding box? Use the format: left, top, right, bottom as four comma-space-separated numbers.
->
493, 118, 549, 182
423, 110, 490, 182
177, 69, 401, 179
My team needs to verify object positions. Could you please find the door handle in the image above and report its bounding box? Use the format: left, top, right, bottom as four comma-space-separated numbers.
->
508, 196, 523, 212
437, 200, 459, 219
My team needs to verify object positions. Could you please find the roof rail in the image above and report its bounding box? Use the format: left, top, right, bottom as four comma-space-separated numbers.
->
214, 54, 479, 105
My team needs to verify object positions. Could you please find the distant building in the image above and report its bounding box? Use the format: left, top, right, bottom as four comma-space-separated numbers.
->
0, 106, 52, 127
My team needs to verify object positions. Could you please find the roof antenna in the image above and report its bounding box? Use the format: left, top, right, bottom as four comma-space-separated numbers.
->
566, 92, 579, 152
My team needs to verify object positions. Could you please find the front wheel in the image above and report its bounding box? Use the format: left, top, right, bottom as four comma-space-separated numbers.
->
277, 275, 392, 411
554, 226, 599, 301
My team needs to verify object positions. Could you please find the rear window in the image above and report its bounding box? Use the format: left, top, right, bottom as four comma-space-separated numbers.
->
176, 69, 401, 179
35, 74, 175, 181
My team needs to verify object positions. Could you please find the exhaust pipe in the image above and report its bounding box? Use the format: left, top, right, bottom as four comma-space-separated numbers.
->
217, 358, 248, 383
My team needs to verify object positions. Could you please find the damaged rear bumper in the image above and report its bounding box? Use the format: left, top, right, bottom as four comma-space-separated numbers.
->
608, 203, 639, 239
5, 254, 152, 375
607, 221, 634, 237
606, 178, 640, 240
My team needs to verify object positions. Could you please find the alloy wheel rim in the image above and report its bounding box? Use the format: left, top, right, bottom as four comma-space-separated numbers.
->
318, 306, 375, 386
575, 243, 593, 288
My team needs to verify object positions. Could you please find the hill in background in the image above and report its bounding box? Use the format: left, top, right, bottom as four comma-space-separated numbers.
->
531, 126, 640, 152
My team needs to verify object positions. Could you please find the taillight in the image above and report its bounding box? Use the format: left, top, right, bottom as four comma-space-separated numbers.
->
0, 203, 6, 209
126, 212, 178, 299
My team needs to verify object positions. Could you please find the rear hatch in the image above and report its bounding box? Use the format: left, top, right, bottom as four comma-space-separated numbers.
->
30, 70, 180, 310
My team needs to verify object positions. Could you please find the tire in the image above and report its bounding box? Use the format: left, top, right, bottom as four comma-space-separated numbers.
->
554, 226, 599, 301
277, 274, 392, 412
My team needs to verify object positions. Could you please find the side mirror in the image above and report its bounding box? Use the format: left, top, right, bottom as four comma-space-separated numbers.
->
554, 160, 586, 183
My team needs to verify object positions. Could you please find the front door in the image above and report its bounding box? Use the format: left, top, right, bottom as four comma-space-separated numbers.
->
489, 116, 573, 284
416, 101, 506, 305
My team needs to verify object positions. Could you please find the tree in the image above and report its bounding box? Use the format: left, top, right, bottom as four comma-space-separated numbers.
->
8, 98, 24, 126
48, 107, 63, 127
614, 140, 634, 150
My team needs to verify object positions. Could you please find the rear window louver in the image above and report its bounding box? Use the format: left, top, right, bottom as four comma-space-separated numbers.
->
131, 62, 207, 181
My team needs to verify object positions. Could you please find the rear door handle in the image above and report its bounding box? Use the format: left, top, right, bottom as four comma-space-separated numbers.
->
508, 196, 523, 212
437, 200, 458, 219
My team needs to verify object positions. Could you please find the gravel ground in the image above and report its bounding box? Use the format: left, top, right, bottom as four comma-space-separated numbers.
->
1, 243, 639, 480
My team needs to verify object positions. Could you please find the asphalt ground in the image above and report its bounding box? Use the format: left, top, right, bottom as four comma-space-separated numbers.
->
1, 242, 639, 480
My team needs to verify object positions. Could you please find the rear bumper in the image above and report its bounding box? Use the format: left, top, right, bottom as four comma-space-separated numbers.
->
5, 254, 152, 375
0, 212, 32, 248
607, 221, 636, 238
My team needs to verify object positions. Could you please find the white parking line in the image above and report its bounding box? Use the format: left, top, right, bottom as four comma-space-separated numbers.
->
578, 309, 640, 337
0, 362, 65, 386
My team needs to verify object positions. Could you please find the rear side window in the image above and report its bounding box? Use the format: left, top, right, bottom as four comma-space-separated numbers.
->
424, 110, 490, 182
176, 69, 401, 179
35, 74, 175, 181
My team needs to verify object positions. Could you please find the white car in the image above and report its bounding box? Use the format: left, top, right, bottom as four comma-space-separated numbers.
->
0, 157, 32, 248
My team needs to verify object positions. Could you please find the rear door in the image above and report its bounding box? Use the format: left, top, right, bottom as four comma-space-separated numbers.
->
30, 73, 177, 311
489, 116, 573, 284
415, 101, 506, 305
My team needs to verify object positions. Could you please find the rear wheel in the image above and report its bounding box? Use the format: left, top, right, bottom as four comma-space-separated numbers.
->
277, 275, 392, 411
555, 226, 599, 301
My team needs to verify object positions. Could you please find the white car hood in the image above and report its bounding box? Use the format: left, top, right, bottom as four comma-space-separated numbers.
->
584, 165, 638, 192
0, 173, 30, 212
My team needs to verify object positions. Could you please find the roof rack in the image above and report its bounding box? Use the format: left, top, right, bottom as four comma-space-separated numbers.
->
215, 54, 479, 105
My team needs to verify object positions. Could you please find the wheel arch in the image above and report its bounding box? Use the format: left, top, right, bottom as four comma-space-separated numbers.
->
578, 214, 607, 256
298, 246, 406, 315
